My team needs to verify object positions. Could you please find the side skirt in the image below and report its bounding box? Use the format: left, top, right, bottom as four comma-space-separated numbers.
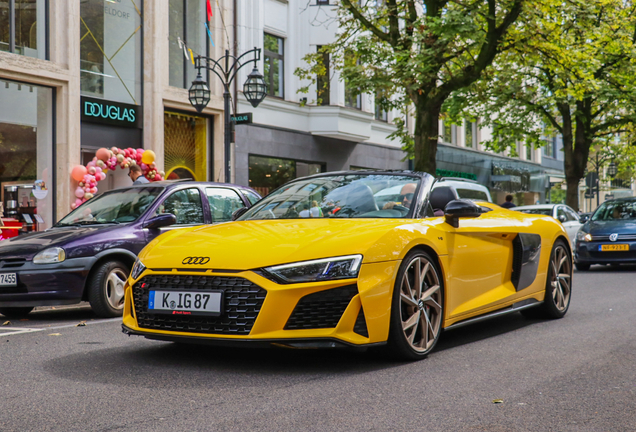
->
444, 298, 543, 331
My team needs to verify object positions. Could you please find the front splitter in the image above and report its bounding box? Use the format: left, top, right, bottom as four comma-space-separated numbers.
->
122, 324, 385, 351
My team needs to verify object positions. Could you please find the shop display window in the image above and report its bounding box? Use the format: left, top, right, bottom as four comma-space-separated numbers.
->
249, 155, 323, 197
0, 79, 54, 232
164, 111, 209, 181
80, 0, 142, 105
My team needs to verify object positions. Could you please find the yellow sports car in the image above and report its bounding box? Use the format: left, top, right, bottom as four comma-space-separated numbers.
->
122, 171, 572, 360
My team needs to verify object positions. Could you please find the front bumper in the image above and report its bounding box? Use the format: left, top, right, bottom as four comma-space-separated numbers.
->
575, 241, 636, 265
122, 261, 400, 347
0, 257, 95, 307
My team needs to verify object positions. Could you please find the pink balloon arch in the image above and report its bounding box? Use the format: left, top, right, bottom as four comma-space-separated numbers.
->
70, 147, 165, 209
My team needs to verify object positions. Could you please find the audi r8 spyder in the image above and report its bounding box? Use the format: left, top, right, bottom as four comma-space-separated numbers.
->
122, 171, 572, 360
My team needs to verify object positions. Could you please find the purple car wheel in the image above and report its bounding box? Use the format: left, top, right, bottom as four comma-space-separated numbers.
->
87, 260, 130, 318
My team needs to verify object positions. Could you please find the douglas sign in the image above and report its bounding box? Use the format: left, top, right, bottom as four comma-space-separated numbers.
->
81, 97, 142, 128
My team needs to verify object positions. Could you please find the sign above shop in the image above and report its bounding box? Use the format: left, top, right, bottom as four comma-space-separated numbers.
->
435, 169, 477, 181
81, 97, 142, 128
231, 113, 253, 125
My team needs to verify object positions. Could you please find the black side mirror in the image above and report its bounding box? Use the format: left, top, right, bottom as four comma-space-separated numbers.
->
143, 213, 177, 229
231, 207, 248, 221
580, 215, 589, 223
444, 199, 482, 228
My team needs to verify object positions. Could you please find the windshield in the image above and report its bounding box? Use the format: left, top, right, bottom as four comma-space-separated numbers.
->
239, 174, 422, 220
591, 200, 636, 221
518, 208, 552, 216
57, 187, 163, 226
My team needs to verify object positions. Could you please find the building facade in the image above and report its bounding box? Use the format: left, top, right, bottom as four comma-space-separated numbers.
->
0, 0, 232, 226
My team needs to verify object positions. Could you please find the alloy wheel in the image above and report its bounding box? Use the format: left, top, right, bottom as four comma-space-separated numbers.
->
399, 256, 442, 353
550, 245, 571, 312
105, 268, 127, 310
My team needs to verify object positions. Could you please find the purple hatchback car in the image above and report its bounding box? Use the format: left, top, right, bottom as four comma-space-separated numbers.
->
0, 181, 260, 319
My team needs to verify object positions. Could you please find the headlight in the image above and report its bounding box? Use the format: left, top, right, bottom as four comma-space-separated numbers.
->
576, 231, 592, 242
33, 247, 66, 264
263, 255, 363, 284
131, 258, 146, 280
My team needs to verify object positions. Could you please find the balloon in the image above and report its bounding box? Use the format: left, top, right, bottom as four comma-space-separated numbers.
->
84, 193, 93, 200
79, 182, 84, 187
71, 203, 77, 210
95, 166, 102, 174
96, 148, 110, 162
75, 198, 83, 207
102, 167, 108, 173
141, 150, 156, 164
159, 171, 165, 177
116, 154, 125, 163
87, 166, 96, 175
111, 147, 118, 153
90, 187, 97, 194
71, 165, 87, 182
96, 160, 105, 168
75, 188, 85, 199
99, 172, 106, 181
140, 163, 147, 171
154, 174, 162, 181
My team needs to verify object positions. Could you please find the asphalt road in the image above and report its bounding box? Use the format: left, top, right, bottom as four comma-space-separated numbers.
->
1, 266, 635, 432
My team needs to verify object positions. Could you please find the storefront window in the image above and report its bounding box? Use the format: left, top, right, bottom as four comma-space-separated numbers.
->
80, 0, 143, 105
0, 0, 47, 59
169, 0, 207, 88
0, 79, 54, 229
164, 111, 208, 181
248, 155, 323, 197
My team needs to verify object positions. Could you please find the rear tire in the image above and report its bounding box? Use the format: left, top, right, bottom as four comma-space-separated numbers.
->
575, 263, 590, 271
523, 240, 572, 320
87, 260, 129, 318
386, 250, 444, 361
0, 307, 34, 319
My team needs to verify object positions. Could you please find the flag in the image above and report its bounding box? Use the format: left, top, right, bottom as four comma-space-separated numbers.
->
188, 48, 195, 65
205, 22, 215, 47
206, 0, 213, 22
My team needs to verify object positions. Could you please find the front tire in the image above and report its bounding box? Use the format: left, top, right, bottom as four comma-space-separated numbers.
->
386, 250, 444, 360
87, 260, 129, 318
0, 307, 34, 319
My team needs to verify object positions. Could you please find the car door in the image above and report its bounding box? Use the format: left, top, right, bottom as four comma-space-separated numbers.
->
145, 187, 205, 243
442, 214, 517, 319
561, 206, 581, 244
205, 187, 246, 223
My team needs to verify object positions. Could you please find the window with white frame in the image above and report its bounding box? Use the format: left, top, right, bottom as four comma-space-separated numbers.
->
264, 33, 284, 98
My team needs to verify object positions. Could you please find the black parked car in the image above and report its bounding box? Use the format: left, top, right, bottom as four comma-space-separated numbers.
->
0, 181, 260, 318
575, 198, 636, 270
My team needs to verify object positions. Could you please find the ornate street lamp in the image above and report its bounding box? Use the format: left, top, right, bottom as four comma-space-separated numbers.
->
188, 73, 211, 113
608, 161, 618, 178
243, 67, 267, 108
188, 48, 266, 182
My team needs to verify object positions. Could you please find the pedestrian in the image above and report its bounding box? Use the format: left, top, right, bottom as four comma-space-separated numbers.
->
501, 194, 516, 209
310, 200, 323, 217
129, 165, 149, 185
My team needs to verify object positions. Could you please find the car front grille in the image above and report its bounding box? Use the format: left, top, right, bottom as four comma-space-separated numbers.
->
284, 284, 358, 330
132, 275, 267, 335
591, 234, 636, 241
0, 259, 26, 269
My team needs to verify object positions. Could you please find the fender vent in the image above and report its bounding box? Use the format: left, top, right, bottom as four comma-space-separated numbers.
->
285, 285, 358, 330
511, 235, 523, 289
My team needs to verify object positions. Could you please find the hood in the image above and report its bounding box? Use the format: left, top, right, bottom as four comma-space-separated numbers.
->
0, 225, 125, 259
586, 219, 636, 235
140, 219, 421, 270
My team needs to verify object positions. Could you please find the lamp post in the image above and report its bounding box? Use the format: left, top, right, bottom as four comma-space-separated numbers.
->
588, 153, 616, 207
188, 48, 267, 183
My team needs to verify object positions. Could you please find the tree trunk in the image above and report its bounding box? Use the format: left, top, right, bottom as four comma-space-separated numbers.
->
559, 103, 590, 211
413, 101, 442, 175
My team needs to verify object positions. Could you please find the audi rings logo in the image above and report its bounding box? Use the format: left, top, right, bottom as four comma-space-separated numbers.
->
182, 257, 211, 265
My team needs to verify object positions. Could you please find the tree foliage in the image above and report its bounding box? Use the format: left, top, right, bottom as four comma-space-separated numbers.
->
296, 0, 524, 173
449, 0, 636, 210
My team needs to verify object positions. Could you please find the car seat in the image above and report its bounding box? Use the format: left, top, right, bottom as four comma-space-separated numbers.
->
429, 187, 457, 214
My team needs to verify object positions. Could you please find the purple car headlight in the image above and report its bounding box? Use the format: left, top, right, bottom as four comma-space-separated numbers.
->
33, 247, 66, 264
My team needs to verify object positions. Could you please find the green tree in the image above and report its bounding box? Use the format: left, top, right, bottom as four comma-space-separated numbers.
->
296, 0, 524, 173
448, 0, 636, 210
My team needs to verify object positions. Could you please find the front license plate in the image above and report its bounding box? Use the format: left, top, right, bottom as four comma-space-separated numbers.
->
599, 244, 629, 251
0, 273, 17, 287
148, 290, 222, 316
